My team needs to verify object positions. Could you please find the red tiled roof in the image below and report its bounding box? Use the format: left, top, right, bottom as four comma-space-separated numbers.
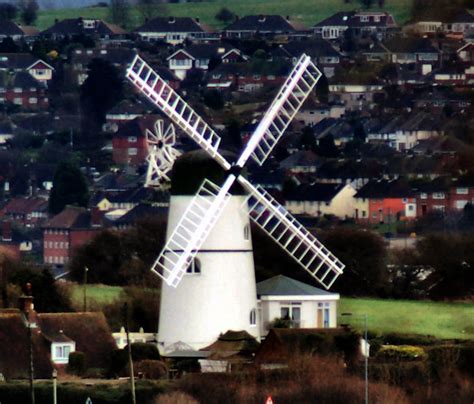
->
43, 206, 90, 229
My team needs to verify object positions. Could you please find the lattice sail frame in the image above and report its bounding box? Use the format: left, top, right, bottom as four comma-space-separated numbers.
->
145, 119, 181, 189
127, 53, 345, 289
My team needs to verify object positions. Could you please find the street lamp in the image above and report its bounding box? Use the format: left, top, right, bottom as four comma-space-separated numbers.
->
83, 266, 89, 312
52, 369, 57, 404
341, 312, 369, 404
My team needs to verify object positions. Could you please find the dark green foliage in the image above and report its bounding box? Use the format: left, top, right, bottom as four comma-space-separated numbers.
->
9, 268, 72, 313
300, 125, 316, 151
380, 333, 438, 346
80, 58, 124, 140
48, 161, 89, 214
109, 0, 131, 28
0, 3, 17, 20
108, 348, 128, 376
0, 37, 19, 53
215, 7, 235, 23
19, 0, 38, 25
67, 351, 86, 375
322, 228, 389, 296
131, 343, 160, 361
315, 73, 329, 103
203, 89, 224, 110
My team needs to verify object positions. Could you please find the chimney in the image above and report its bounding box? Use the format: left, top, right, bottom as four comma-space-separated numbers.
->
91, 207, 103, 227
2, 221, 12, 242
258, 15, 266, 23
168, 16, 175, 24
19, 283, 38, 326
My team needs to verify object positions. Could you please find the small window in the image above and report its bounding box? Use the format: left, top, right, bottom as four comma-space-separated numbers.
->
457, 187, 469, 195
243, 224, 250, 241
250, 308, 256, 325
186, 258, 201, 274
420, 193, 427, 199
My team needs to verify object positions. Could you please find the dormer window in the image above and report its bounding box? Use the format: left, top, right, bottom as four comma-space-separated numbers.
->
360, 16, 369, 22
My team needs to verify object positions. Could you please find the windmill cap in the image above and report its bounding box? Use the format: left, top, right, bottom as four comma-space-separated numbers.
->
171, 150, 246, 196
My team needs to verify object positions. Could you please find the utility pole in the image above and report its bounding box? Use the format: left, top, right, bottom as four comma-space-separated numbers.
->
83, 266, 89, 312
123, 303, 136, 404
28, 322, 35, 404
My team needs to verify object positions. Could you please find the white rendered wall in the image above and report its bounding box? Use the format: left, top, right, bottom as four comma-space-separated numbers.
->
158, 195, 259, 351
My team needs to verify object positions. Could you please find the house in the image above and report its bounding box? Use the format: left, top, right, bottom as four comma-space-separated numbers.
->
432, 67, 467, 85
0, 293, 116, 379
0, 196, 48, 227
443, 9, 474, 39
69, 47, 135, 85
112, 115, 161, 166
279, 150, 319, 173
0, 119, 14, 144
199, 330, 260, 372
0, 19, 32, 41
296, 99, 345, 126
167, 43, 245, 80
105, 99, 151, 132
224, 14, 308, 39
313, 11, 398, 41
0, 53, 54, 84
113, 326, 157, 349
285, 182, 356, 218
41, 17, 127, 41
313, 117, 355, 146
0, 71, 48, 109
134, 16, 217, 44
449, 176, 474, 211
329, 83, 384, 111
457, 42, 474, 63
111, 203, 168, 230
377, 38, 440, 75
42, 206, 104, 266
415, 177, 451, 216
257, 275, 340, 337
354, 178, 416, 224
274, 39, 342, 78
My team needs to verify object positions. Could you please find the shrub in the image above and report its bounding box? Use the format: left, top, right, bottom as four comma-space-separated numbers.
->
67, 351, 85, 375
108, 349, 128, 377
135, 360, 168, 379
377, 345, 427, 361
131, 343, 160, 361
370, 361, 430, 388
83, 367, 106, 378
380, 333, 437, 346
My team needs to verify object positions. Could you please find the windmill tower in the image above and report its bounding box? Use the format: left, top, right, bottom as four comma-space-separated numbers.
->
127, 55, 345, 350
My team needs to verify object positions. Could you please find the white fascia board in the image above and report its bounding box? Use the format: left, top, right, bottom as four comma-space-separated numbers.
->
259, 294, 340, 301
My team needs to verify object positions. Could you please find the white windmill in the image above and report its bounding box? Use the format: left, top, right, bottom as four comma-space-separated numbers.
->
126, 54, 344, 350
145, 119, 181, 189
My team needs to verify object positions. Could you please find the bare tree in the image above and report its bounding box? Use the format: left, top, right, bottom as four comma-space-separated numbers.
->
137, 0, 167, 23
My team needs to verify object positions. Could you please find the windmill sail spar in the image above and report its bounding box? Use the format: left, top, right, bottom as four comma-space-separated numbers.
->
126, 55, 230, 170
239, 54, 322, 167
238, 177, 344, 289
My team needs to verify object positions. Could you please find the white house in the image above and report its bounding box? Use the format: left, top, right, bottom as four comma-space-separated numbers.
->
285, 182, 357, 218
257, 275, 340, 337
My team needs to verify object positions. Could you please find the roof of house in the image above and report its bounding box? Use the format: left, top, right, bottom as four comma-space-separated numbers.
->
200, 330, 260, 359
279, 150, 319, 169
43, 206, 92, 229
277, 39, 341, 59
168, 43, 241, 61
0, 19, 25, 36
113, 115, 160, 139
38, 312, 117, 369
135, 16, 208, 33
70, 47, 135, 66
0, 311, 53, 379
106, 99, 150, 116
225, 15, 305, 32
112, 203, 168, 226
355, 178, 414, 198
0, 53, 52, 70
288, 182, 346, 202
41, 18, 126, 36
314, 11, 396, 28
257, 275, 336, 296
2, 197, 48, 215
381, 37, 439, 54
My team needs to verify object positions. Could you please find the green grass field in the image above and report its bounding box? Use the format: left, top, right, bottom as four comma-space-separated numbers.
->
70, 284, 474, 340
340, 297, 474, 340
35, 0, 412, 31
70, 283, 124, 307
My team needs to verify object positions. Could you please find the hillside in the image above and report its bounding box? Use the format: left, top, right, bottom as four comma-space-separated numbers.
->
35, 0, 412, 31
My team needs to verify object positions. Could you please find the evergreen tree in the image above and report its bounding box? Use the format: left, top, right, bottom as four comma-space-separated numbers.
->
19, 0, 38, 25
48, 162, 89, 214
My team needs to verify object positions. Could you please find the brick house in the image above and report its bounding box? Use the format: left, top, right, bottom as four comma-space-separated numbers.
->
415, 177, 451, 216
112, 115, 161, 166
0, 196, 48, 228
0, 71, 48, 109
42, 206, 103, 266
354, 178, 416, 224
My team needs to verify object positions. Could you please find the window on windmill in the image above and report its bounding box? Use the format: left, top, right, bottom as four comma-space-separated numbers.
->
186, 258, 201, 274
244, 224, 251, 240
250, 308, 256, 325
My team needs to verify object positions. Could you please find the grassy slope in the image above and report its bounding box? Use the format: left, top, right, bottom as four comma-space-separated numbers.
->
71, 285, 474, 340
36, 0, 412, 31
340, 297, 474, 340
